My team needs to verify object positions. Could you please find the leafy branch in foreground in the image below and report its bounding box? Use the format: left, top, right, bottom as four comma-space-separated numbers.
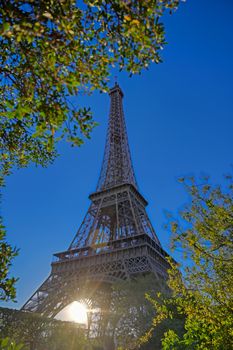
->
0, 218, 18, 302
140, 174, 233, 349
0, 0, 182, 176
0, 337, 23, 350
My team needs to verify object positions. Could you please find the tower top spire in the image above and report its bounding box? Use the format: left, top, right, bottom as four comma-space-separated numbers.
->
109, 81, 124, 98
96, 84, 137, 191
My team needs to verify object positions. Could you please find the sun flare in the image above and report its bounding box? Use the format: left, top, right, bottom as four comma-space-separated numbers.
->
56, 301, 88, 325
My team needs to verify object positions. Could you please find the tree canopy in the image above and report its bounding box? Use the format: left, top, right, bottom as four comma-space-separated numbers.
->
0, 218, 18, 302
0, 0, 181, 177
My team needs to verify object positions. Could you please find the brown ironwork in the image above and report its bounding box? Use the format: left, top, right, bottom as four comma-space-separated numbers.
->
22, 83, 171, 318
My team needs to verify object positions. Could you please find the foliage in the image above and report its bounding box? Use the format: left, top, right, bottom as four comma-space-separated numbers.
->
0, 0, 181, 177
0, 338, 23, 350
142, 175, 233, 349
0, 218, 18, 301
110, 274, 159, 349
0, 307, 87, 350
107, 274, 183, 350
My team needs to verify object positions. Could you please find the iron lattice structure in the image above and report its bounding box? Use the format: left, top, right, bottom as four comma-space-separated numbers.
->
22, 83, 170, 317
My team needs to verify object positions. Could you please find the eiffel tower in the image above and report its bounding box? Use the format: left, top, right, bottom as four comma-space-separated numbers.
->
22, 83, 170, 319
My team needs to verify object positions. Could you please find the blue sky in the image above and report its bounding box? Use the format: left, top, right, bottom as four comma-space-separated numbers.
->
2, 0, 233, 309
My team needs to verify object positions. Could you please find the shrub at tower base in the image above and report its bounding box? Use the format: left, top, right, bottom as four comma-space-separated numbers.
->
108, 274, 184, 350
139, 175, 233, 350
0, 307, 88, 350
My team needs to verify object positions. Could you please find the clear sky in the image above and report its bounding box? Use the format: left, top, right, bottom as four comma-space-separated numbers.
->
2, 0, 233, 309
